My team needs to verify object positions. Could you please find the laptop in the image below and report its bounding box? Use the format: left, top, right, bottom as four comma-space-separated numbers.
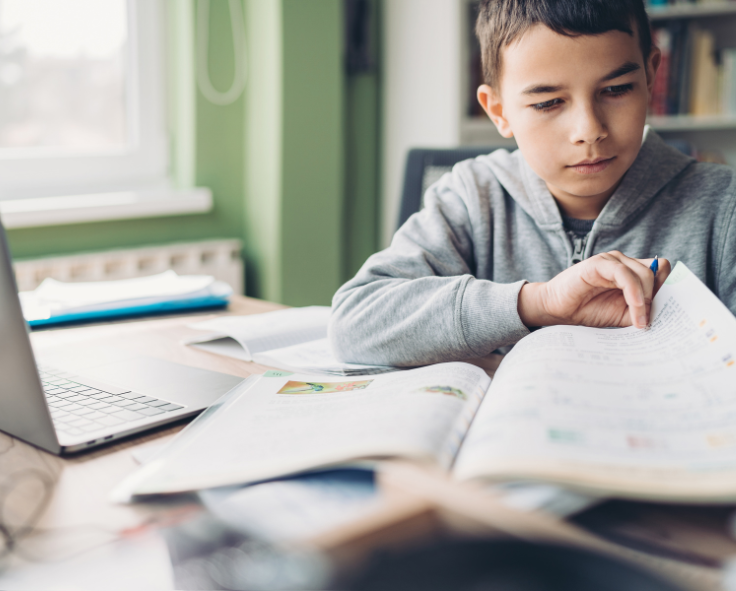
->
0, 222, 244, 454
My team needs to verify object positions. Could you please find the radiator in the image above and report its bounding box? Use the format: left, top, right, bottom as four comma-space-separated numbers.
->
13, 239, 244, 294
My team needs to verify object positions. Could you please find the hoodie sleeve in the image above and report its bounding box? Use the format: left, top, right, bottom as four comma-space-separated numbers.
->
715, 172, 736, 315
328, 166, 530, 367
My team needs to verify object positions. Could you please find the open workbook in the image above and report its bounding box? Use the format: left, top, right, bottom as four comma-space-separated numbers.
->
116, 263, 736, 503
187, 306, 393, 375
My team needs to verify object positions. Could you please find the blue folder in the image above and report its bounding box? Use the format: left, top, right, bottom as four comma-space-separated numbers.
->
27, 294, 230, 328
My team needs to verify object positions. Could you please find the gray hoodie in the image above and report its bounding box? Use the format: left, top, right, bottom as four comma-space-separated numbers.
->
329, 129, 736, 367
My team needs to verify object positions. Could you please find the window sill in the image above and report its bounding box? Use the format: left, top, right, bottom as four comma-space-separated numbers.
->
0, 188, 212, 229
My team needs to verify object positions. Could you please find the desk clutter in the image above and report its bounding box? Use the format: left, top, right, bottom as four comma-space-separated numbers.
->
121, 263, 736, 503
8, 262, 736, 590
66, 261, 736, 589
20, 270, 232, 328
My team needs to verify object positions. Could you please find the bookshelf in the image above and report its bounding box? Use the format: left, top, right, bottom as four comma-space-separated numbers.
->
647, 114, 736, 131
647, 3, 736, 20
460, 1, 736, 165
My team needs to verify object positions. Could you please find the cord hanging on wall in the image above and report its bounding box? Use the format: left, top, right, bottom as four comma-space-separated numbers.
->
196, 0, 247, 106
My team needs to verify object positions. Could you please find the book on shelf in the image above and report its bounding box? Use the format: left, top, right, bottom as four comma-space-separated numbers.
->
650, 21, 736, 118
117, 263, 736, 504
650, 27, 670, 115
723, 48, 736, 116
690, 27, 711, 115
677, 21, 693, 115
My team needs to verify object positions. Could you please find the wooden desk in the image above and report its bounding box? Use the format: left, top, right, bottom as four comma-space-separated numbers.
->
0, 297, 734, 590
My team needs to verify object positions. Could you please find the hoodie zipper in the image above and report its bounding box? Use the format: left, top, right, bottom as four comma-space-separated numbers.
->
570, 233, 588, 266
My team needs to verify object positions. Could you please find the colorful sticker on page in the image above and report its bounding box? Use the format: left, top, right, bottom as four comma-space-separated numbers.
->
278, 380, 373, 395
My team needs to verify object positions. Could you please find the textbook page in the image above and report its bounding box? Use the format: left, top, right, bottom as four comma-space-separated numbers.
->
187, 306, 332, 361
116, 362, 490, 496
453, 263, 736, 501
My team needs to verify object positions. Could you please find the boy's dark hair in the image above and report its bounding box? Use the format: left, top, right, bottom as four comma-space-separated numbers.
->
476, 0, 652, 89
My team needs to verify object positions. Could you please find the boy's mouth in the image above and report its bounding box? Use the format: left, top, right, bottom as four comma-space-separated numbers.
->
567, 156, 616, 175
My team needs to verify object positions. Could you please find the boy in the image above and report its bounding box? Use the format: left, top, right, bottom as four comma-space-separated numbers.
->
329, 0, 736, 367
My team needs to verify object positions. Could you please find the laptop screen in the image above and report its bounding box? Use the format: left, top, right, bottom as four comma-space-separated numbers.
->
0, 221, 60, 453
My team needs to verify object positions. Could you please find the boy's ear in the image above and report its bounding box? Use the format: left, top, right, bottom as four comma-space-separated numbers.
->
645, 46, 662, 96
477, 84, 514, 139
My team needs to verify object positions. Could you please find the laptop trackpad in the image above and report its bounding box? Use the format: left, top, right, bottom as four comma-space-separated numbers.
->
79, 357, 243, 408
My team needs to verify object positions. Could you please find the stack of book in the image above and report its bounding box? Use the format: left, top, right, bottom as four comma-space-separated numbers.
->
20, 271, 232, 327
650, 23, 736, 117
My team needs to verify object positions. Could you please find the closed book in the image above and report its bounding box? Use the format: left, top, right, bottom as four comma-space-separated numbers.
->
703, 30, 719, 115
689, 27, 706, 115
650, 27, 671, 116
678, 22, 696, 115
666, 21, 686, 115
722, 49, 736, 116
689, 27, 722, 116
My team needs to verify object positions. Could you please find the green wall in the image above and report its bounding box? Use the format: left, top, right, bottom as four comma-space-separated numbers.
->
6, 0, 381, 306
241, 0, 346, 305
344, 0, 381, 279
280, 0, 344, 306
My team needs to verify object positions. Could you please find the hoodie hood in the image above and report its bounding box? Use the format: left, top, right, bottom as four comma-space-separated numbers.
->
480, 127, 695, 230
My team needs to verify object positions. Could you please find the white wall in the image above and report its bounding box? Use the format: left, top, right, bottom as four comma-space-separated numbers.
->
381, 0, 463, 246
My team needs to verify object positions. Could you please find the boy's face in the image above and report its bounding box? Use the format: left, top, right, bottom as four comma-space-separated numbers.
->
478, 24, 659, 218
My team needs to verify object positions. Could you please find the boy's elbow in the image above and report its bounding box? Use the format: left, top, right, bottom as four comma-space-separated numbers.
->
330, 276, 413, 367
329, 286, 387, 365
328, 302, 359, 363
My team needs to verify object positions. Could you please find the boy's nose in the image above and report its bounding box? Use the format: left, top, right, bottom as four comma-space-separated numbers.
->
570, 104, 608, 145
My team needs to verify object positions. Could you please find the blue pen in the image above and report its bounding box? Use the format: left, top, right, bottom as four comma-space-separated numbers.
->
650, 255, 658, 278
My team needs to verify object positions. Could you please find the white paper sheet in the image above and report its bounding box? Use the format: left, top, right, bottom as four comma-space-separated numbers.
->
188, 306, 395, 374
188, 306, 332, 360
20, 270, 228, 320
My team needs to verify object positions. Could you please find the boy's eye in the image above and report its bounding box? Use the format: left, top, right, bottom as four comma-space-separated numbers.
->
603, 83, 633, 96
530, 98, 562, 112
528, 84, 633, 112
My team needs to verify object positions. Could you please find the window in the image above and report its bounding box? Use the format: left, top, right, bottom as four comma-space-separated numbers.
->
0, 0, 168, 201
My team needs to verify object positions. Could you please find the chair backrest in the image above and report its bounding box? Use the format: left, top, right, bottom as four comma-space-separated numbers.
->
397, 147, 507, 230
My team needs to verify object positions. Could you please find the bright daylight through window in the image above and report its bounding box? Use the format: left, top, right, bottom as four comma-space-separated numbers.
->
0, 0, 208, 228
0, 0, 129, 155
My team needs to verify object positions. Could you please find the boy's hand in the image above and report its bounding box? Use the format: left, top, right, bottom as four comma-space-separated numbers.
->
518, 252, 671, 329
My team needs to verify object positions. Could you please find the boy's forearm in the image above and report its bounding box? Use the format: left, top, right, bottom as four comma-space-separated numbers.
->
330, 274, 530, 366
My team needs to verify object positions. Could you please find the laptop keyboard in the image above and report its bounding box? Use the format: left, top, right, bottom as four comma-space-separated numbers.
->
39, 366, 185, 438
